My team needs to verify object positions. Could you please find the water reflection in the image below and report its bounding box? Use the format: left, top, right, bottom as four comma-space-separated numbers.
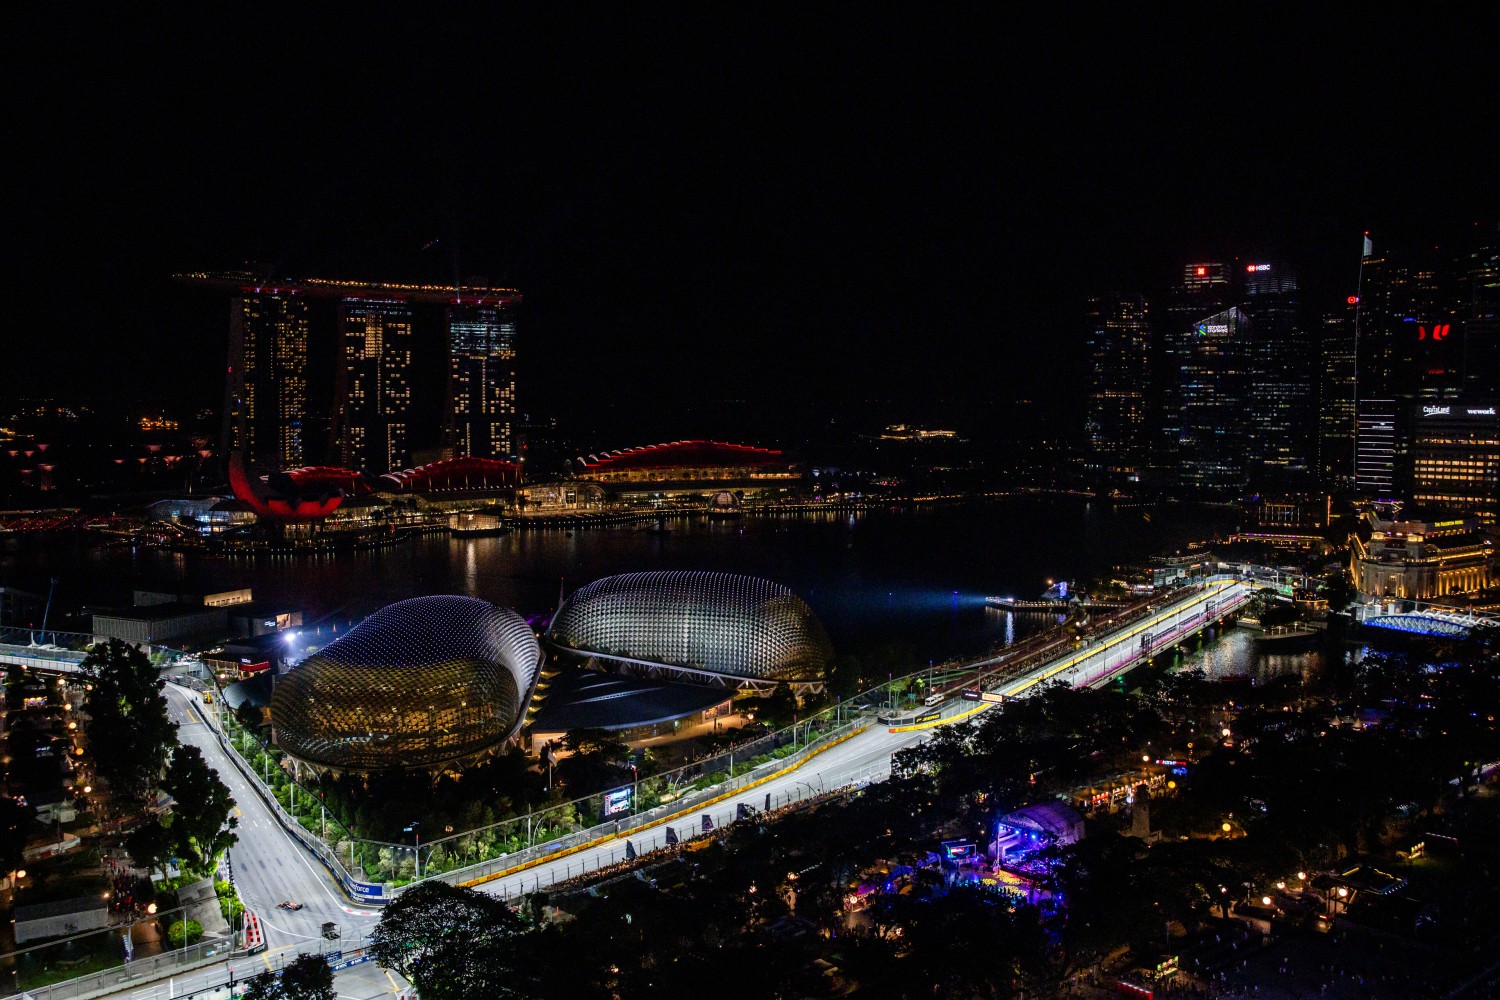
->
1174, 626, 1365, 685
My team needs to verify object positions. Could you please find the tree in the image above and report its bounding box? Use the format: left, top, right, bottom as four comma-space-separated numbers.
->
280, 953, 337, 1000
81, 639, 177, 804
559, 729, 628, 759
242, 970, 280, 1000
124, 817, 173, 878
1320, 568, 1358, 615
370, 881, 529, 1000
555, 729, 631, 798
243, 954, 335, 1000
161, 745, 238, 872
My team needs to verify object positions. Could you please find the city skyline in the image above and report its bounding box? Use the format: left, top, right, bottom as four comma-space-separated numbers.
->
5, 11, 1498, 440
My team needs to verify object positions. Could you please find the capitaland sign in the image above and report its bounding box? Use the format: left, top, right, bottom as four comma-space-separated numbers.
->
1422, 405, 1450, 416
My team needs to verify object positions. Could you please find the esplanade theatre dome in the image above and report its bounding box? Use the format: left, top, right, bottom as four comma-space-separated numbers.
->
270, 596, 542, 771
548, 571, 833, 685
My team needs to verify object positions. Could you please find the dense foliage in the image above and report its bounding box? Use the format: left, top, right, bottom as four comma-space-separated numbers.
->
81, 639, 178, 803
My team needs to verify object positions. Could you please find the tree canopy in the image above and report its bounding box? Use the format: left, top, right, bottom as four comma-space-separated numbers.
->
242, 954, 336, 1000
81, 639, 177, 804
370, 881, 529, 999
161, 744, 238, 871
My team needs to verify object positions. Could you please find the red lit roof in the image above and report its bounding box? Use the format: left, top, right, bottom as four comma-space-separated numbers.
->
578, 440, 785, 471
284, 466, 373, 496
380, 456, 522, 492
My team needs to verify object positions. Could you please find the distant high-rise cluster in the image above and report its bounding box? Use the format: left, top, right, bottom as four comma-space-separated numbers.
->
1086, 262, 1310, 496
1085, 227, 1500, 523
181, 273, 521, 475
1349, 236, 1500, 517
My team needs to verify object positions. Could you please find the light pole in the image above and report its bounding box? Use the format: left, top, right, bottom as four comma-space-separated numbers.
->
404, 822, 421, 880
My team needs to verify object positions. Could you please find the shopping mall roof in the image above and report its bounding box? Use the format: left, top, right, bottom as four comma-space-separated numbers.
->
577, 440, 786, 472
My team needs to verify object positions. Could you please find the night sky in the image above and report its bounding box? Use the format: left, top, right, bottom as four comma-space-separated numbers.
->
5, 10, 1495, 440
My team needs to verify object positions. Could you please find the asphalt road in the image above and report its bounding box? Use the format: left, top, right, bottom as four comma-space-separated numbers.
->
165, 686, 384, 953
91, 578, 1244, 996
474, 580, 1248, 901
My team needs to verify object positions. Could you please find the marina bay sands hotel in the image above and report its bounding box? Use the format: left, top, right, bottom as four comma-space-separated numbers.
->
175, 271, 520, 474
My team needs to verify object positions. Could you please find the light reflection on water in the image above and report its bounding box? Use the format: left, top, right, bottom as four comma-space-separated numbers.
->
1172, 625, 1365, 684
1, 497, 1236, 662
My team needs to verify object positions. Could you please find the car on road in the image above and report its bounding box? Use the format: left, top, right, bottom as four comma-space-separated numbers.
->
277, 901, 304, 911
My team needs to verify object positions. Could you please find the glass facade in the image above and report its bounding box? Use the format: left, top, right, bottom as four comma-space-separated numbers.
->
338, 297, 414, 473
1411, 400, 1500, 524
224, 293, 309, 470
1244, 264, 1313, 479
548, 571, 832, 683
1176, 307, 1252, 496
447, 304, 517, 460
270, 596, 541, 771
1084, 293, 1151, 487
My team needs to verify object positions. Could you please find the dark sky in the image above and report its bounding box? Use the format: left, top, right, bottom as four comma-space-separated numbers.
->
4, 10, 1496, 439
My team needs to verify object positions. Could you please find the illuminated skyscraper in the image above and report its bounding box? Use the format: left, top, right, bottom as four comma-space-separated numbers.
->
1318, 308, 1357, 485
1083, 293, 1151, 486
1242, 262, 1313, 480
447, 304, 518, 460
337, 298, 414, 473
1411, 400, 1500, 524
1355, 398, 1398, 498
223, 292, 309, 470
1153, 264, 1233, 490
1176, 306, 1252, 496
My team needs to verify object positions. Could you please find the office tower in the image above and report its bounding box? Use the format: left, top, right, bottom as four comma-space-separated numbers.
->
223, 292, 309, 470
1462, 239, 1500, 398
1242, 262, 1312, 481
1152, 264, 1234, 489
1353, 235, 1472, 499
1318, 309, 1357, 485
1177, 306, 1252, 495
337, 298, 414, 473
1355, 398, 1398, 499
1083, 293, 1151, 487
1411, 400, 1500, 524
447, 303, 518, 459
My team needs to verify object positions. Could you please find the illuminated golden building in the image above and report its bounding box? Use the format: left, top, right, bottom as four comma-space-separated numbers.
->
224, 293, 309, 469
447, 304, 517, 459
1351, 512, 1495, 600
337, 297, 413, 473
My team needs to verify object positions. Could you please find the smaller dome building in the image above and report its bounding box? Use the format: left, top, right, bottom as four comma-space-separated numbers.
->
548, 571, 832, 690
270, 596, 541, 772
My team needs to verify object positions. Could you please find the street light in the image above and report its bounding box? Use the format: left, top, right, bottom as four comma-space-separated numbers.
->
404, 822, 421, 880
